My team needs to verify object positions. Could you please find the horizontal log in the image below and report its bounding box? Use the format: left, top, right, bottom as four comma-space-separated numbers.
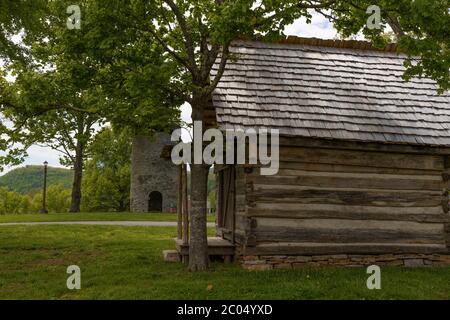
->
254, 217, 444, 233
250, 188, 442, 207
253, 218, 444, 234
254, 226, 445, 244
243, 242, 449, 255
247, 173, 442, 191
277, 136, 450, 156
275, 169, 441, 181
278, 161, 442, 176
250, 202, 445, 215
278, 147, 444, 170
252, 183, 442, 195
247, 208, 450, 223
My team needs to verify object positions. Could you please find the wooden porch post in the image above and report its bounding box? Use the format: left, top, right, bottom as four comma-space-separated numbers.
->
177, 165, 183, 240
182, 164, 189, 246
216, 170, 222, 236
232, 166, 236, 245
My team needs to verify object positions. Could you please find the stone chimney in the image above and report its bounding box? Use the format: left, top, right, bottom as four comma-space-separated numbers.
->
130, 133, 178, 213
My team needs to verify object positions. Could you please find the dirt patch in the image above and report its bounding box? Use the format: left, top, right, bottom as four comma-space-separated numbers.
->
26, 258, 66, 267
25, 250, 108, 268
68, 249, 109, 261
41, 258, 66, 266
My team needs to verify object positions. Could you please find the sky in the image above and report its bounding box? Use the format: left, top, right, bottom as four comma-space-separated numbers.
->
0, 12, 338, 175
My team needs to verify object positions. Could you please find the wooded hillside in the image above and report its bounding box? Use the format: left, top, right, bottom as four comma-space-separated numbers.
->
0, 166, 72, 194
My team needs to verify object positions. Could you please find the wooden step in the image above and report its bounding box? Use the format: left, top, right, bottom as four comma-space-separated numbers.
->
175, 237, 235, 263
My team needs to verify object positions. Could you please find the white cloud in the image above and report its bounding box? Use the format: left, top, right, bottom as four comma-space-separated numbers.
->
1, 145, 66, 175
179, 102, 193, 143
23, 145, 65, 168
285, 11, 338, 39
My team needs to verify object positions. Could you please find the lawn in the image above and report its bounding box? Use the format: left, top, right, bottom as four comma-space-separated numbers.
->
0, 212, 216, 223
0, 225, 449, 300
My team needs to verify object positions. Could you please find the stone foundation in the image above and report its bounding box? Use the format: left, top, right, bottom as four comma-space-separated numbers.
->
240, 254, 450, 270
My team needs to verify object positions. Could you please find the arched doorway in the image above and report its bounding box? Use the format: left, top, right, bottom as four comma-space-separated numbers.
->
148, 191, 163, 212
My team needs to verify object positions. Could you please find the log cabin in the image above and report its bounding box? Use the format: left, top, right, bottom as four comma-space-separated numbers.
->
175, 37, 450, 268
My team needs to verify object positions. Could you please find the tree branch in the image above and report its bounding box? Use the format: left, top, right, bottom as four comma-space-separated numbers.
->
163, 0, 198, 74
148, 26, 193, 73
299, 0, 340, 9
205, 42, 230, 97
385, 15, 405, 37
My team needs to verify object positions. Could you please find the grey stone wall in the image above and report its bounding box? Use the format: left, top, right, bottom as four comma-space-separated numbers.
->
240, 254, 450, 270
130, 133, 178, 213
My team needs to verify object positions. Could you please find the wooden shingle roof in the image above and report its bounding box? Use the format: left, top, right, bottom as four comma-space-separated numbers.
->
211, 38, 450, 147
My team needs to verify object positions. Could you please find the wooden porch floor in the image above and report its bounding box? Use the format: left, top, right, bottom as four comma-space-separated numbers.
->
175, 237, 235, 263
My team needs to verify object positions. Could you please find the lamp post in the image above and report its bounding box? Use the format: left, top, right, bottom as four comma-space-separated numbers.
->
39, 161, 49, 214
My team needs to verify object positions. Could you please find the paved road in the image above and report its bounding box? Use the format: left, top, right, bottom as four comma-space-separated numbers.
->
0, 221, 216, 227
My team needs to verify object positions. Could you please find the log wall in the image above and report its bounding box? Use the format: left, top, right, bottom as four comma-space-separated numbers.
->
239, 143, 450, 258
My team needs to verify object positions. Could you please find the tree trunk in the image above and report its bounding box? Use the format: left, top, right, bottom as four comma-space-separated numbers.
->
69, 140, 84, 213
188, 99, 210, 271
189, 163, 210, 271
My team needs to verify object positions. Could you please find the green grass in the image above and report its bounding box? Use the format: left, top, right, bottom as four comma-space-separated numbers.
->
0, 225, 449, 300
0, 212, 216, 223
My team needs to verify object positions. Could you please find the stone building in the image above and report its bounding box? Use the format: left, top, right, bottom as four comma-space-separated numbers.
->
130, 133, 178, 213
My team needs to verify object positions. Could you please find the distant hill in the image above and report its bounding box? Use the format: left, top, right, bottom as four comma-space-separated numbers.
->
0, 165, 73, 194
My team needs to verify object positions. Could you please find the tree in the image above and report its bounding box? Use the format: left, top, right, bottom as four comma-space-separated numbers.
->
81, 127, 132, 212
32, 110, 99, 213
1, 61, 102, 213
0, 185, 71, 214
46, 184, 71, 213
1, 0, 105, 212
0, 186, 23, 214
